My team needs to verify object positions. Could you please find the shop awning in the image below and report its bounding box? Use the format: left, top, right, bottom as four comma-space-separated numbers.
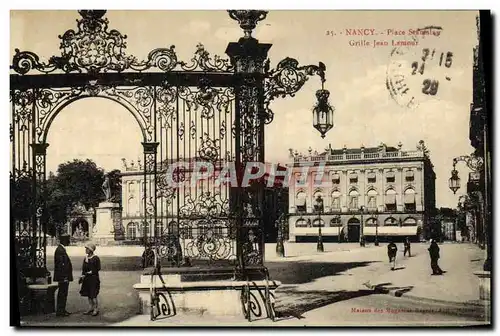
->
404, 193, 415, 204
385, 194, 396, 204
364, 226, 418, 236
296, 197, 306, 206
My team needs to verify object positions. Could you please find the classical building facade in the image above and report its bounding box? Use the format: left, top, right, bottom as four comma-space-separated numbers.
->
287, 141, 436, 243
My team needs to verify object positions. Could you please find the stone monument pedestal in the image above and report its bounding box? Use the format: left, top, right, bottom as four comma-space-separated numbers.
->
94, 202, 120, 244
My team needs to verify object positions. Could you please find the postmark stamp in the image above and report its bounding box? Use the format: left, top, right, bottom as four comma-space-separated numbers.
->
386, 26, 454, 108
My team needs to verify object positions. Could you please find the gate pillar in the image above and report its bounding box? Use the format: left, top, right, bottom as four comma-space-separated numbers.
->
226, 31, 272, 278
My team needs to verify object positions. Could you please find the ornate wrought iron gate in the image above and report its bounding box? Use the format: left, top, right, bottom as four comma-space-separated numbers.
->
11, 10, 328, 293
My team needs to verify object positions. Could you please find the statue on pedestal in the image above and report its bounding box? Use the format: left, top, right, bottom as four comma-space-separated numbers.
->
102, 175, 112, 202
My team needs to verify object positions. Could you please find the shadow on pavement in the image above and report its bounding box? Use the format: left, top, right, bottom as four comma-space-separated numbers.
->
273, 289, 375, 318
267, 261, 377, 284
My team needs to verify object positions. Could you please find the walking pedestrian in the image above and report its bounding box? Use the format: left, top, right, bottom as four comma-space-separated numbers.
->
387, 241, 398, 270
403, 237, 411, 257
79, 243, 101, 316
54, 234, 73, 317
428, 239, 443, 275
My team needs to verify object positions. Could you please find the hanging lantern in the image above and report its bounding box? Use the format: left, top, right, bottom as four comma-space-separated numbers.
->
449, 169, 461, 194
313, 89, 334, 138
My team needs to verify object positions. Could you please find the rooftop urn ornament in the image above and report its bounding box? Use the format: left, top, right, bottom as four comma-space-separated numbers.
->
227, 10, 268, 39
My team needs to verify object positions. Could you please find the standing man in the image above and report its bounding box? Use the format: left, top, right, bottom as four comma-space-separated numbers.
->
54, 234, 73, 316
403, 237, 411, 257
387, 240, 398, 271
428, 239, 443, 275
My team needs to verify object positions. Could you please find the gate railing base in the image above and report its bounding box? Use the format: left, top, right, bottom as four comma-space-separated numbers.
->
134, 275, 280, 320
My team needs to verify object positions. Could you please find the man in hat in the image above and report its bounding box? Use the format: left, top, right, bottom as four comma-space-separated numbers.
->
54, 234, 73, 316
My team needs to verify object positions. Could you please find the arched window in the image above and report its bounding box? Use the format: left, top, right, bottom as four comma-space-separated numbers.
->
331, 172, 340, 185
348, 190, 359, 210
295, 218, 308, 228
367, 189, 378, 210
331, 190, 341, 211
385, 188, 397, 211
384, 217, 398, 226
296, 191, 307, 213
313, 190, 324, 212
404, 188, 416, 211
403, 217, 417, 226
366, 217, 378, 227
312, 218, 325, 227
127, 222, 137, 240
330, 216, 342, 227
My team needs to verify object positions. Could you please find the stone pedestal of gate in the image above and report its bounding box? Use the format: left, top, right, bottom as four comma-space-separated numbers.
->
474, 271, 491, 301
93, 202, 120, 244
133, 268, 280, 319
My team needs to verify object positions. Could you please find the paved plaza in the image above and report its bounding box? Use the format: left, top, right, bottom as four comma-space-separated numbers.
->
21, 242, 490, 327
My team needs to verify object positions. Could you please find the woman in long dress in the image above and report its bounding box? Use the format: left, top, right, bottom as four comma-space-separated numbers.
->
79, 243, 101, 316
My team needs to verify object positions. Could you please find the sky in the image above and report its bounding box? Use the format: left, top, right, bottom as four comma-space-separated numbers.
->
9, 10, 479, 208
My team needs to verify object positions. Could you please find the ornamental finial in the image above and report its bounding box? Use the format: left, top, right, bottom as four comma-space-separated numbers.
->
227, 10, 268, 39
78, 10, 107, 20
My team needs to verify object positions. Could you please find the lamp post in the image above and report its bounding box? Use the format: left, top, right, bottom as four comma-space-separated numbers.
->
359, 206, 366, 247
374, 210, 379, 246
449, 154, 489, 270
314, 195, 324, 252
335, 215, 341, 244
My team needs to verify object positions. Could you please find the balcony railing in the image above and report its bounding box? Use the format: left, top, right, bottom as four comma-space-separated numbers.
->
293, 149, 424, 163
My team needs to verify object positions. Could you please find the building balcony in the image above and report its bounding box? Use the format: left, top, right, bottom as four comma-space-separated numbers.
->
292, 149, 424, 164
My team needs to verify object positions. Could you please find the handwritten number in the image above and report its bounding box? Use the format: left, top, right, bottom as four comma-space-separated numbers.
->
411, 62, 418, 75
445, 52, 453, 68
439, 53, 444, 66
422, 79, 439, 96
421, 48, 430, 62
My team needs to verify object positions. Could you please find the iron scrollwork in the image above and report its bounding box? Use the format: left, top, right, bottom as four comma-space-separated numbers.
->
11, 11, 233, 75
263, 58, 326, 124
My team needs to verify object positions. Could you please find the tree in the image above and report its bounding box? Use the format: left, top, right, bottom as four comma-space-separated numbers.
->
45, 159, 105, 236
107, 169, 122, 204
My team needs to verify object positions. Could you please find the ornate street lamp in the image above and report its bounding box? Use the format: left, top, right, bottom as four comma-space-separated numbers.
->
313, 82, 334, 139
449, 169, 461, 194
359, 205, 366, 247
314, 195, 325, 252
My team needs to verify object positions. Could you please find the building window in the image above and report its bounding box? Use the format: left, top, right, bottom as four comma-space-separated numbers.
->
127, 222, 137, 240
366, 217, 378, 227
313, 191, 324, 212
312, 218, 325, 227
367, 189, 378, 210
296, 218, 308, 228
331, 191, 341, 211
367, 172, 376, 184
155, 222, 164, 237
332, 173, 340, 185
349, 172, 358, 184
404, 188, 416, 212
296, 191, 307, 213
405, 170, 415, 182
348, 190, 359, 210
403, 217, 417, 226
386, 171, 395, 183
384, 217, 398, 226
141, 222, 150, 237
385, 188, 397, 211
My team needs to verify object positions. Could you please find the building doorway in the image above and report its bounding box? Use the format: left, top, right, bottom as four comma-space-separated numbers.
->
347, 218, 361, 242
